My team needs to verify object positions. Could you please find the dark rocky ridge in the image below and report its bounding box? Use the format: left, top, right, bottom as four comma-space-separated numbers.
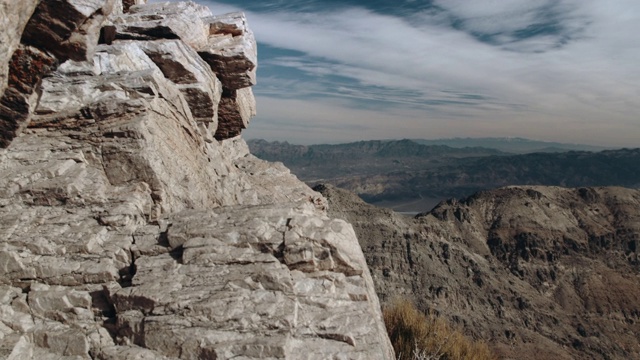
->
316, 183, 640, 360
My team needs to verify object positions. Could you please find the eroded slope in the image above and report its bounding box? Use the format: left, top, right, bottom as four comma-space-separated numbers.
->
317, 184, 640, 360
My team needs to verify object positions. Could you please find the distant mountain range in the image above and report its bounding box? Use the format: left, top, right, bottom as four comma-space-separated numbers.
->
247, 138, 640, 212
247, 138, 506, 179
411, 137, 612, 153
248, 138, 505, 162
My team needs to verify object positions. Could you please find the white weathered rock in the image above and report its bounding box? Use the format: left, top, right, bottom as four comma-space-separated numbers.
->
199, 12, 257, 90
0, 1, 395, 359
107, 3, 257, 140
0, 0, 39, 96
110, 202, 392, 359
138, 40, 222, 131
110, 2, 212, 48
1, 0, 117, 148
109, 4, 257, 91
96, 345, 173, 360
27, 283, 93, 321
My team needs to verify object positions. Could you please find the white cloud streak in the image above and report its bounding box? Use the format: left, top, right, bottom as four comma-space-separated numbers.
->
200, 0, 640, 147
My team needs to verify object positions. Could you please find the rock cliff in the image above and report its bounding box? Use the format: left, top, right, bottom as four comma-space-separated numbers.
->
317, 184, 640, 360
0, 1, 394, 359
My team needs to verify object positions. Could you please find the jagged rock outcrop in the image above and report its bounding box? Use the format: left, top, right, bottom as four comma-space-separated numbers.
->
0, 0, 118, 148
317, 183, 640, 360
107, 1, 257, 140
0, 1, 394, 359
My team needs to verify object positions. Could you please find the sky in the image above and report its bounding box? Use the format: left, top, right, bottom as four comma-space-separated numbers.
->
195, 0, 639, 147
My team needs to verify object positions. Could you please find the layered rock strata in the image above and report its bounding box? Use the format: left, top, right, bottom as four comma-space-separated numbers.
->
0, 1, 394, 359
107, 1, 257, 140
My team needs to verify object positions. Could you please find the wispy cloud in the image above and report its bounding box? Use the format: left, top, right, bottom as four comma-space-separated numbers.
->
429, 0, 591, 51
198, 0, 640, 147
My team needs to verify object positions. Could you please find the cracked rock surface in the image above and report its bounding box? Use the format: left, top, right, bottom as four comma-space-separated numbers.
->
0, 1, 394, 359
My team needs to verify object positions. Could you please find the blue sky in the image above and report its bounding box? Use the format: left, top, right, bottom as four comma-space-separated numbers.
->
195, 0, 639, 147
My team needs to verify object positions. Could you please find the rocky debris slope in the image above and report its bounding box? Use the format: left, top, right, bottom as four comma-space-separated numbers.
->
0, 1, 394, 359
316, 184, 640, 360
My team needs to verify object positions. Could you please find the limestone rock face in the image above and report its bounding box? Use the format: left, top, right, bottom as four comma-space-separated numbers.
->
110, 2, 213, 48
199, 12, 257, 90
216, 87, 256, 140
0, 1, 394, 359
108, 2, 257, 139
0, 0, 39, 96
111, 203, 390, 359
0, 0, 119, 147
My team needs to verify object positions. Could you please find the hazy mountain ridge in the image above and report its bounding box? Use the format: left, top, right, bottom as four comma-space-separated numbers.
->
316, 183, 640, 360
412, 137, 612, 153
248, 138, 505, 164
353, 147, 640, 202
249, 139, 640, 211
247, 138, 508, 183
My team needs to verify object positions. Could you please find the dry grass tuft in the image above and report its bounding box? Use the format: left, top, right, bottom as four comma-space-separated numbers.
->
383, 299, 497, 360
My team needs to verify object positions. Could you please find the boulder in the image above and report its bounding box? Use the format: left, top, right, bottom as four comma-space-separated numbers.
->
107, 3, 257, 141
138, 40, 222, 139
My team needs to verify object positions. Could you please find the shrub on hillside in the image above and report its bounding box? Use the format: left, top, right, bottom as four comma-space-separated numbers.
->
383, 299, 497, 360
